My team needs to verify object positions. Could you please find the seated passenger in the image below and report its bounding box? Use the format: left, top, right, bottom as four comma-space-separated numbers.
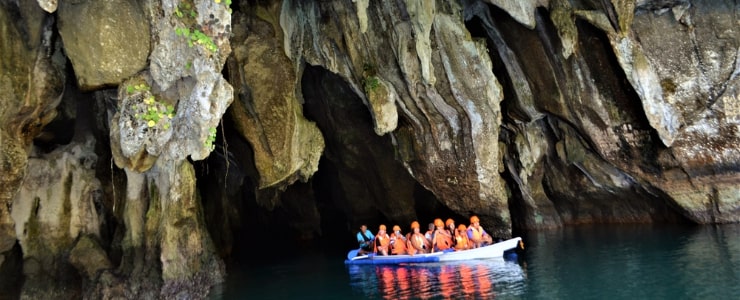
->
424, 222, 435, 243
454, 224, 471, 250
356, 224, 374, 255
467, 215, 493, 248
445, 218, 457, 248
407, 221, 431, 255
390, 225, 408, 255
432, 218, 453, 252
374, 224, 391, 256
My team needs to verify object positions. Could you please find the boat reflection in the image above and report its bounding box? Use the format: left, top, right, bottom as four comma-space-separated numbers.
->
347, 258, 526, 299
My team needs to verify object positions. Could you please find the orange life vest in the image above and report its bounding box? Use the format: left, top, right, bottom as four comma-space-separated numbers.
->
390, 232, 408, 255
407, 232, 429, 255
375, 233, 390, 254
454, 233, 470, 250
434, 229, 452, 251
468, 225, 485, 241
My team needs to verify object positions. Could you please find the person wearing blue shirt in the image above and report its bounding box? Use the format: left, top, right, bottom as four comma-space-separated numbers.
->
356, 224, 375, 255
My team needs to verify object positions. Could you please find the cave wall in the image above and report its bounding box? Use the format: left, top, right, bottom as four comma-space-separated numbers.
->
0, 0, 740, 298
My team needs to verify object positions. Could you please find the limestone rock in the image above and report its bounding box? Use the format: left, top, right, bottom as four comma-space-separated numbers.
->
0, 1, 64, 258
11, 136, 103, 299
69, 235, 112, 279
483, 0, 549, 29
36, 0, 57, 13
230, 7, 324, 189
57, 0, 150, 90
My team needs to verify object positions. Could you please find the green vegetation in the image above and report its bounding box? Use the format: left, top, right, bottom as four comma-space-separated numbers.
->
364, 76, 380, 92
176, 27, 218, 52
362, 63, 381, 92
127, 83, 176, 130
126, 83, 150, 94
174, 2, 196, 18
174, 0, 219, 53
215, 0, 233, 14
205, 127, 217, 151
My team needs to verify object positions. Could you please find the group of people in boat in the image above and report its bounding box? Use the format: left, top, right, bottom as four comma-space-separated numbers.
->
356, 215, 494, 256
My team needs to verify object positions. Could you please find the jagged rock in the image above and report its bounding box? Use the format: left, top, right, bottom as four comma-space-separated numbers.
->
1, 1, 740, 298
229, 5, 324, 190
69, 235, 112, 280
0, 1, 64, 264
107, 0, 232, 295
11, 136, 103, 299
483, 0, 549, 29
57, 0, 150, 90
36, 0, 58, 13
275, 0, 511, 236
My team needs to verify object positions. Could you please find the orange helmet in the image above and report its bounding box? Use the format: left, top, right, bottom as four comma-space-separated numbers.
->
411, 221, 420, 229
434, 218, 444, 227
470, 215, 480, 223
458, 224, 467, 231
393, 225, 401, 232
445, 218, 454, 226
379, 224, 387, 231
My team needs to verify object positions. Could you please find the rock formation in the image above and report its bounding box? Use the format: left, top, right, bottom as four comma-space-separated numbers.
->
1, 0, 739, 298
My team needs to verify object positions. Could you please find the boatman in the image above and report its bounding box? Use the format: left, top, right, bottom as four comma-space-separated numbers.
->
356, 224, 374, 255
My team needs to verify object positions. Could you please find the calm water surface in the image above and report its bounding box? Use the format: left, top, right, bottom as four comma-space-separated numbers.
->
210, 224, 740, 299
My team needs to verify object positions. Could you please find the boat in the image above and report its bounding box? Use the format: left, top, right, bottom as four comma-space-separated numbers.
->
345, 237, 523, 265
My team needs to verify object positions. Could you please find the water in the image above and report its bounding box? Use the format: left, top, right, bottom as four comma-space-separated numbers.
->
210, 224, 740, 299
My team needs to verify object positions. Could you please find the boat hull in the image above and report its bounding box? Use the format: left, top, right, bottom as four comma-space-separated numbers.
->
344, 237, 522, 265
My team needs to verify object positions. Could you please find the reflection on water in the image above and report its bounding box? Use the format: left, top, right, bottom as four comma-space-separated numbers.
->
347, 259, 526, 299
212, 224, 740, 299
521, 224, 740, 299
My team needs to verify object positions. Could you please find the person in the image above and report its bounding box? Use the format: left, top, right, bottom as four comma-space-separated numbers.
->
390, 225, 408, 255
356, 224, 375, 255
431, 218, 452, 252
424, 222, 435, 243
454, 224, 471, 250
467, 215, 493, 248
374, 224, 391, 256
406, 221, 431, 255
445, 218, 457, 248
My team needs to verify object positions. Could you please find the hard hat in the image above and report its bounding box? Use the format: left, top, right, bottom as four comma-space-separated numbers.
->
458, 224, 467, 231
393, 225, 401, 232
411, 221, 420, 229
434, 218, 444, 227
445, 218, 454, 226
470, 215, 480, 223
379, 224, 386, 231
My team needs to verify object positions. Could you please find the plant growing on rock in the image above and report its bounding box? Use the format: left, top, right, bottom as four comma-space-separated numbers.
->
127, 83, 176, 130
205, 127, 217, 151
174, 0, 219, 53
362, 62, 382, 92
176, 27, 219, 52
364, 76, 381, 92
215, 0, 233, 13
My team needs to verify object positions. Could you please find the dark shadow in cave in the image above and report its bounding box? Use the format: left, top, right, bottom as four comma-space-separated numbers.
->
574, 18, 665, 174
301, 64, 457, 247
462, 3, 688, 231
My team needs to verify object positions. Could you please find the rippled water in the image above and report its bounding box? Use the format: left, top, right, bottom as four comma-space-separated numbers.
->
211, 224, 740, 299
347, 259, 525, 299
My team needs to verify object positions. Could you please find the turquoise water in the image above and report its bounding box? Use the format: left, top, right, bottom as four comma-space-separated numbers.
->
210, 224, 740, 299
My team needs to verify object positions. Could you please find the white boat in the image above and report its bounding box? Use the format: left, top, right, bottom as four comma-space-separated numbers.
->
345, 237, 523, 265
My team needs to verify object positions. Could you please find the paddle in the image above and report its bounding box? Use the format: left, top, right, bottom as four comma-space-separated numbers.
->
347, 249, 359, 260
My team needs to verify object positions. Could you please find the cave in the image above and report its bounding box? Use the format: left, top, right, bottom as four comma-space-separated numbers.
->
1, 0, 739, 298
